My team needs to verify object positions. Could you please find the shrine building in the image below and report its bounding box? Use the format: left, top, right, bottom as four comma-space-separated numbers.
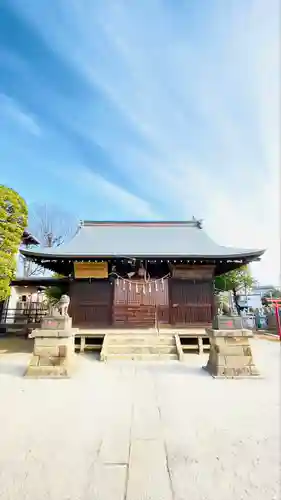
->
20, 220, 264, 330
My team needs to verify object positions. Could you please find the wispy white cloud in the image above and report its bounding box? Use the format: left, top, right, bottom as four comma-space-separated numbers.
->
55, 165, 158, 220
8, 0, 280, 284
0, 93, 41, 136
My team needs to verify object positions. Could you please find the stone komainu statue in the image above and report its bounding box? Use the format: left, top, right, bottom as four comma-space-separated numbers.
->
54, 294, 70, 316
215, 295, 232, 316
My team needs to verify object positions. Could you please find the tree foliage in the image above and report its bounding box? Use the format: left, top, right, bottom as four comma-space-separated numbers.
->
215, 266, 256, 314
44, 273, 68, 305
215, 266, 256, 293
261, 288, 281, 305
0, 185, 28, 301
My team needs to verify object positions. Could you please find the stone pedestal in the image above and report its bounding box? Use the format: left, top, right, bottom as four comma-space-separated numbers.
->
25, 315, 78, 378
266, 313, 278, 332
203, 327, 260, 378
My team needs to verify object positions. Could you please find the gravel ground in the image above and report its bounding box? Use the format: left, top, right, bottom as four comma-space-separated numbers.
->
0, 338, 280, 500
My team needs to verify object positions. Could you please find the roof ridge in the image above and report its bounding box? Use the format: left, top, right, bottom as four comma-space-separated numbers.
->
82, 220, 202, 227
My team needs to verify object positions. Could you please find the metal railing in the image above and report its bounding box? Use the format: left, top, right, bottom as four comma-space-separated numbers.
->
0, 304, 49, 325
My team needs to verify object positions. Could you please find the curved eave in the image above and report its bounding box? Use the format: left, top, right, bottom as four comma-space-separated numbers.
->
20, 248, 265, 261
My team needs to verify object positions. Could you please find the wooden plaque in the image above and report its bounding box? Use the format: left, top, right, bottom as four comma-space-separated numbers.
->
74, 262, 108, 279
171, 265, 215, 280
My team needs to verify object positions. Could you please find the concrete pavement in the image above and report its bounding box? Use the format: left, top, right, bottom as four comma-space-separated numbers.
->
0, 338, 279, 499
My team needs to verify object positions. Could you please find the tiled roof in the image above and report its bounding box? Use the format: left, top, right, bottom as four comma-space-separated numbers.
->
20, 221, 265, 261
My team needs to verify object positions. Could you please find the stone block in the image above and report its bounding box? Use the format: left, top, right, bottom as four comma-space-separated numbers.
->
25, 365, 69, 378
29, 355, 39, 367
241, 329, 253, 337
25, 316, 76, 378
58, 329, 77, 338
32, 329, 76, 339
226, 366, 252, 377
126, 439, 173, 500
34, 337, 74, 348
31, 329, 59, 338
216, 345, 244, 356
207, 328, 252, 338
203, 327, 260, 378
225, 336, 249, 345
34, 346, 59, 357
211, 353, 226, 366
243, 346, 252, 356
225, 355, 253, 368
209, 336, 225, 348
25, 358, 75, 378
58, 345, 68, 357
41, 316, 72, 330
212, 315, 243, 330
38, 356, 60, 366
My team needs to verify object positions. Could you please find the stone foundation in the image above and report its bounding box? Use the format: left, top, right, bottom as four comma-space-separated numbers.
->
203, 328, 260, 378
25, 315, 78, 378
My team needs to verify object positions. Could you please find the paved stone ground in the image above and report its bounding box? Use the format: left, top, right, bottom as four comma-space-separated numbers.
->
0, 338, 280, 500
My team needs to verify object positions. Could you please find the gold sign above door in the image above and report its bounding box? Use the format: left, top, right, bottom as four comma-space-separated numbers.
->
74, 262, 108, 279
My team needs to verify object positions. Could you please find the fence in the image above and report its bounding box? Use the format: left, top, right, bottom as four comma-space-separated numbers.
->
0, 301, 49, 325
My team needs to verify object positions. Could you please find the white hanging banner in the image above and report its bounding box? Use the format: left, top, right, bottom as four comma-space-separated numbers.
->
113, 273, 170, 293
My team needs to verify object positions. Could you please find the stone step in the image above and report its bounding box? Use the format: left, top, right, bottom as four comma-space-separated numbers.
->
106, 345, 177, 355
104, 353, 178, 361
106, 337, 176, 347
105, 335, 175, 344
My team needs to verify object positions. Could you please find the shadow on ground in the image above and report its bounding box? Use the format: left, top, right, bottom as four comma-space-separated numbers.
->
0, 360, 28, 377
0, 336, 33, 354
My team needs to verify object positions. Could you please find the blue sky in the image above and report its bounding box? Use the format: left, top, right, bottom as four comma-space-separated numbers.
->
0, 0, 279, 285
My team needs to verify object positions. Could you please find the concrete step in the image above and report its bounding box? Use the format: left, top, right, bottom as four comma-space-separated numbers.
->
104, 353, 178, 361
101, 333, 177, 361
106, 345, 177, 355
105, 335, 175, 345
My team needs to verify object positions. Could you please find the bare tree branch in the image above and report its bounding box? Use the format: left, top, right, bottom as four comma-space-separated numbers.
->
20, 203, 79, 278
28, 203, 79, 248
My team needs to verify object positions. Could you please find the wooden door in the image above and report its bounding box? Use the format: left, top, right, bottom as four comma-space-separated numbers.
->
169, 279, 213, 325
69, 281, 113, 328
113, 279, 169, 327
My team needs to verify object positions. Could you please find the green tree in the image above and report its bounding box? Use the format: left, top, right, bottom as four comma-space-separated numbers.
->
0, 185, 28, 301
44, 273, 68, 305
215, 266, 256, 314
262, 288, 281, 305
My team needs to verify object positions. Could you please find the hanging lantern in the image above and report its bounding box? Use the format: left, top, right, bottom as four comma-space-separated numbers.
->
155, 282, 158, 291
136, 283, 139, 293
129, 282, 131, 291
148, 283, 151, 293
123, 281, 126, 291
143, 284, 146, 295
116, 278, 119, 287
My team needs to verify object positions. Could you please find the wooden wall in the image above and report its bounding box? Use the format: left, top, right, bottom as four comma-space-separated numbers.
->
69, 281, 113, 328
69, 266, 214, 328
169, 279, 213, 325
